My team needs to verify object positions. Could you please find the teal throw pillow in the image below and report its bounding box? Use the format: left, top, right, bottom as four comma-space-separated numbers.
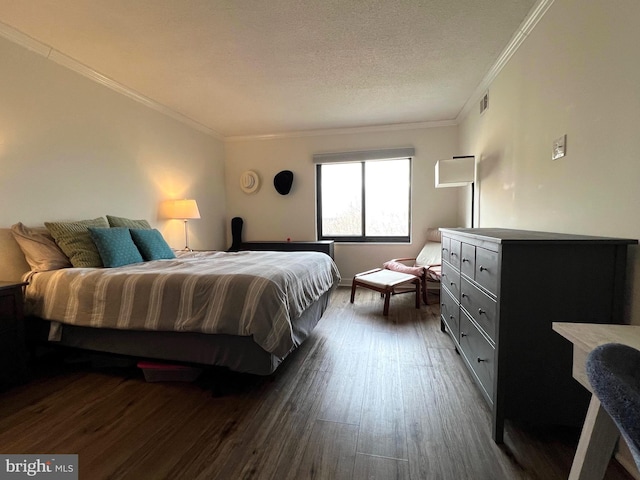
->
88, 227, 143, 268
130, 229, 175, 261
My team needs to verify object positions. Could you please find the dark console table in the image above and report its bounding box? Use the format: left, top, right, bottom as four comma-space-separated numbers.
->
238, 241, 334, 259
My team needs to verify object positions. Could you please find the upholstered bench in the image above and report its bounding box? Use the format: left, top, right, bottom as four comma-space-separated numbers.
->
350, 268, 421, 316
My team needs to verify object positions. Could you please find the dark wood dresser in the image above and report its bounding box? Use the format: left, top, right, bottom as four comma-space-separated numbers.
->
238, 241, 334, 259
0, 281, 28, 390
439, 228, 637, 443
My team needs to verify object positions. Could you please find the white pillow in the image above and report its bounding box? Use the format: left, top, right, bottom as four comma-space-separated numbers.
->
11, 222, 72, 271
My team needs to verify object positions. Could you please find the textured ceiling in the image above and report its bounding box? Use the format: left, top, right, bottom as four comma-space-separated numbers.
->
0, 0, 536, 138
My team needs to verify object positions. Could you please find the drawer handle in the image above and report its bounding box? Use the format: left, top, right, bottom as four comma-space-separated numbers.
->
462, 258, 469, 263
477, 357, 487, 363
478, 308, 486, 315
479, 266, 488, 272
450, 282, 456, 287
449, 315, 455, 320
442, 248, 449, 252
460, 332, 467, 337
451, 252, 457, 257
461, 293, 467, 298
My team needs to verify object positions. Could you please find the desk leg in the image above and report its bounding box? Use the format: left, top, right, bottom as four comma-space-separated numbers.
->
569, 395, 619, 480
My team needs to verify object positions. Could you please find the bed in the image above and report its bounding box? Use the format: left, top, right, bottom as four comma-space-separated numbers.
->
0, 227, 340, 375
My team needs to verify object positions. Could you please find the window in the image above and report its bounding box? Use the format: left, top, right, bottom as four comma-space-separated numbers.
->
316, 155, 411, 243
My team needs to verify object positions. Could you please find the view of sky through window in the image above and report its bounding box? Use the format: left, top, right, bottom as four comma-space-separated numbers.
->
320, 158, 410, 239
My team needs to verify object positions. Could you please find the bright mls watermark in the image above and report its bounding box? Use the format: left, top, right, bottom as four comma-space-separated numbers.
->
0, 455, 77, 480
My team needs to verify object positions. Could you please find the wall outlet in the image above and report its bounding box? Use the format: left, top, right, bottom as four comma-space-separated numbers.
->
552, 134, 566, 160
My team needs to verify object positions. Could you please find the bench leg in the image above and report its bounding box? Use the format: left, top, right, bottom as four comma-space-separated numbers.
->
350, 278, 358, 303
415, 279, 421, 309
383, 292, 391, 316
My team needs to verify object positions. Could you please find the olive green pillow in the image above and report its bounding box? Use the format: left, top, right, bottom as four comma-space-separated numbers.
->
106, 215, 151, 229
45, 217, 109, 267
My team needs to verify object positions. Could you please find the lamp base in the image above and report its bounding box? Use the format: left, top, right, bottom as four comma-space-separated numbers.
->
183, 220, 192, 252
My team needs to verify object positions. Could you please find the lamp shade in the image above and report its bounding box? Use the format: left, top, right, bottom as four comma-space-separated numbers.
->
435, 156, 475, 188
160, 199, 201, 219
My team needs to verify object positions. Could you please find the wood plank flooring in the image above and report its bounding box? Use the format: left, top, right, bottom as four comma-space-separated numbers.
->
0, 287, 633, 479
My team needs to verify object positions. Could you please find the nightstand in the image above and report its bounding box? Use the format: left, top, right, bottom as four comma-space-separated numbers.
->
0, 281, 28, 390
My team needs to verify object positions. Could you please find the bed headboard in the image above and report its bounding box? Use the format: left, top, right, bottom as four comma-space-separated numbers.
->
0, 228, 30, 282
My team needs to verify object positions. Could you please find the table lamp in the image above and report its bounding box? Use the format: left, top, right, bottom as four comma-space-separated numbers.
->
160, 199, 200, 250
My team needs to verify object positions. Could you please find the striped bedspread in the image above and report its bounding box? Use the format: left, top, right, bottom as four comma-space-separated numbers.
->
24, 250, 341, 357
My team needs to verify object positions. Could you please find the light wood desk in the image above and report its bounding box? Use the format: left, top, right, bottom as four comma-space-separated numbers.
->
553, 322, 640, 480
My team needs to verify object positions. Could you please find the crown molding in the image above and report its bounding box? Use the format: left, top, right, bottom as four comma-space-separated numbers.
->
0, 21, 224, 140
225, 119, 458, 142
0, 21, 51, 56
455, 0, 554, 123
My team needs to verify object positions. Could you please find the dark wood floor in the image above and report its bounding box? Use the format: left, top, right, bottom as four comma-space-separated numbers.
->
0, 287, 633, 479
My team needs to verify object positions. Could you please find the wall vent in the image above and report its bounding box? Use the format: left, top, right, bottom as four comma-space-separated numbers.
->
480, 92, 489, 115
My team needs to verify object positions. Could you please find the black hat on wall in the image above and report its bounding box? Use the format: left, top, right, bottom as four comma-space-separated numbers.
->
274, 170, 294, 195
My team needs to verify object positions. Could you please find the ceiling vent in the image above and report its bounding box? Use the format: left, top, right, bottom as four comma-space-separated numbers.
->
480, 91, 489, 115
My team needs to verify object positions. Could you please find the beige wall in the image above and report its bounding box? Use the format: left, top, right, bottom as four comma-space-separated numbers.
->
224, 126, 462, 283
459, 0, 640, 323
0, 35, 227, 251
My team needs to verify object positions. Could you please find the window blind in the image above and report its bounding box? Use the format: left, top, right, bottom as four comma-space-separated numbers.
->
312, 147, 415, 164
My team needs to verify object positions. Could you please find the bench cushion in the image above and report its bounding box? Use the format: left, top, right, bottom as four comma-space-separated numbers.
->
355, 269, 417, 288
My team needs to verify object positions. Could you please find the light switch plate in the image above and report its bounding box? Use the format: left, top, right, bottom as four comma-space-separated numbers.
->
552, 135, 566, 160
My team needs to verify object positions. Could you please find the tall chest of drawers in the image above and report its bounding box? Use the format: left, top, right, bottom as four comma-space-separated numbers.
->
439, 228, 637, 443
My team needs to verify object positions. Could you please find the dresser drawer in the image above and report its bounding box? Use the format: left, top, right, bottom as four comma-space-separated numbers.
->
0, 294, 18, 320
449, 239, 462, 269
0, 317, 19, 335
0, 327, 28, 389
460, 243, 475, 279
459, 310, 495, 401
0, 283, 28, 391
440, 288, 459, 341
441, 261, 460, 301
441, 236, 451, 261
475, 247, 499, 295
460, 277, 497, 341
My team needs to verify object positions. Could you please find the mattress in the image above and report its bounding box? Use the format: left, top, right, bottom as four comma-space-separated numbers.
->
24, 250, 340, 358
